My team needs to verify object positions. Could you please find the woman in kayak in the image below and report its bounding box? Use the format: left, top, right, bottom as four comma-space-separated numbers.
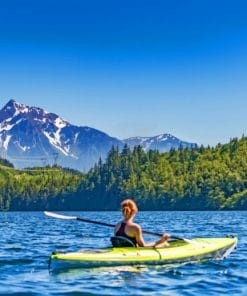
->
114, 199, 170, 247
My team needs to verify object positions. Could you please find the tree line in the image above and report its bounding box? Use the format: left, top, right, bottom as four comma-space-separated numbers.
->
0, 136, 247, 211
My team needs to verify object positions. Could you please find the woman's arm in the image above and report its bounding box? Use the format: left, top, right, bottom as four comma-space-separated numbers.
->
135, 225, 170, 247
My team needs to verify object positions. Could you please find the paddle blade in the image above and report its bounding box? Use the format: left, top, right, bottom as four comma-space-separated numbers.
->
44, 211, 77, 220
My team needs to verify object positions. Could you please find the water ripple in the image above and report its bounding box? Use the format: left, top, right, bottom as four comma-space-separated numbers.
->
0, 211, 246, 295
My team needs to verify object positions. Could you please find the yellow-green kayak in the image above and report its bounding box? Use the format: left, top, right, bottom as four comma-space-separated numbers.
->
49, 237, 237, 271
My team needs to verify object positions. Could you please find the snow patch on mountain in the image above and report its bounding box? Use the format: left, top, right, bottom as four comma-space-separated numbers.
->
55, 117, 67, 129
3, 135, 12, 149
0, 123, 14, 132
16, 143, 30, 152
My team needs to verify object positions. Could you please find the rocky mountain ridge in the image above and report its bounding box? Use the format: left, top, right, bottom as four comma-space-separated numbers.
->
0, 100, 196, 171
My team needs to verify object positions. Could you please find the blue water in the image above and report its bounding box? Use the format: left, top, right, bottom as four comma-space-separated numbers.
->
0, 211, 246, 295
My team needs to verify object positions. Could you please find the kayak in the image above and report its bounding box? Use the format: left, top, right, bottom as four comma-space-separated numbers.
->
49, 237, 237, 271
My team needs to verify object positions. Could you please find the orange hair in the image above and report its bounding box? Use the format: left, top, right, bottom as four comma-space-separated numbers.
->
121, 199, 138, 219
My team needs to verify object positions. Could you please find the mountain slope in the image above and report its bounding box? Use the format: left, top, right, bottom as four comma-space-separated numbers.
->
0, 100, 122, 171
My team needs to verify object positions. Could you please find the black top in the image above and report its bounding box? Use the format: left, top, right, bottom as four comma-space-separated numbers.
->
115, 222, 138, 246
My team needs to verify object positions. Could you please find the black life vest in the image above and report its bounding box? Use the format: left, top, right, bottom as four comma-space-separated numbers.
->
113, 222, 137, 247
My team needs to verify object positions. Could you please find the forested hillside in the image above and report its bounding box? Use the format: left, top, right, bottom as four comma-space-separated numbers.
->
0, 165, 82, 210
0, 136, 247, 210
78, 137, 247, 210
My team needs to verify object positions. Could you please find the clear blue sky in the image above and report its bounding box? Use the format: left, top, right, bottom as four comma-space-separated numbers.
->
0, 0, 246, 146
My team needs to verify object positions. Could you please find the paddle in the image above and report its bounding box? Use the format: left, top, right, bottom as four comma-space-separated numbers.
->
44, 211, 202, 246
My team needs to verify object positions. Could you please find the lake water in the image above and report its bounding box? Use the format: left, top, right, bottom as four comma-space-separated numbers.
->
0, 211, 246, 295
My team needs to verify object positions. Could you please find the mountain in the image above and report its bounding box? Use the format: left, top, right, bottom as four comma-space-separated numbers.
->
124, 134, 196, 152
0, 100, 122, 171
0, 100, 197, 171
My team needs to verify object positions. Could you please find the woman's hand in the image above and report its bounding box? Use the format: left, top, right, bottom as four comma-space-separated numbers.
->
160, 233, 170, 242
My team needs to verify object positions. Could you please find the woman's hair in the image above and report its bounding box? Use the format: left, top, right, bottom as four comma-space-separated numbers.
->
121, 199, 138, 219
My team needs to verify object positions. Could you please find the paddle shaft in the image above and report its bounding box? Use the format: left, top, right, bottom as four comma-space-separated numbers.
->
44, 211, 190, 242
76, 216, 163, 237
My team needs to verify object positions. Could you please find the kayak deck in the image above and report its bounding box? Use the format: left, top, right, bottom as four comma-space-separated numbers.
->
49, 237, 237, 271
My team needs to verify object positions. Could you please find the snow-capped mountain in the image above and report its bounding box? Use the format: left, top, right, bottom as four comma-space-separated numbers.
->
0, 100, 197, 171
0, 100, 122, 171
124, 134, 196, 152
